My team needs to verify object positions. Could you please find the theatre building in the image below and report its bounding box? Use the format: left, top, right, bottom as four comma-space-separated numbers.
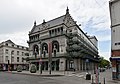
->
109, 0, 120, 80
27, 8, 99, 71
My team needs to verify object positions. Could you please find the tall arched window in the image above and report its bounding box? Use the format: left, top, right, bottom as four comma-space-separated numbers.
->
42, 43, 48, 54
33, 45, 39, 58
52, 40, 59, 53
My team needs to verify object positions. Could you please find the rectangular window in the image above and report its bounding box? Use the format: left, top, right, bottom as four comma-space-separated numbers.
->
17, 46, 19, 48
22, 52, 24, 56
6, 43, 8, 46
12, 45, 14, 47
55, 29, 57, 35
118, 42, 120, 45
17, 57, 19, 62
115, 43, 117, 45
52, 30, 54, 34
25, 53, 29, 56
58, 28, 60, 32
26, 48, 28, 51
5, 49, 8, 54
49, 30, 51, 36
61, 27, 63, 34
5, 56, 8, 62
22, 58, 24, 62
17, 51, 19, 55
22, 47, 24, 49
12, 56, 14, 62
11, 50, 14, 55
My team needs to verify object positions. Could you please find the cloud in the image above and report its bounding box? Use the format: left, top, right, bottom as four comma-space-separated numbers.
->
0, 31, 29, 47
0, 0, 111, 57
99, 51, 111, 60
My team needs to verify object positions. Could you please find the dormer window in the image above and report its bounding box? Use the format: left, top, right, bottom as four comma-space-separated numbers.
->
6, 43, 8, 46
22, 47, 24, 49
12, 45, 14, 47
17, 46, 19, 48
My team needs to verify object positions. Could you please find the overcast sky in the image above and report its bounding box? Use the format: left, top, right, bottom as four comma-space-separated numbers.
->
0, 0, 111, 60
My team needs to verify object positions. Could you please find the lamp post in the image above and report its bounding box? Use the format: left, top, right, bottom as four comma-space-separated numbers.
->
85, 59, 89, 73
8, 60, 10, 71
11, 51, 13, 71
39, 41, 42, 74
48, 42, 52, 74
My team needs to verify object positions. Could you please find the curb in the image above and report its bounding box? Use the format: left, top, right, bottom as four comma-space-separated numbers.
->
4, 71, 64, 77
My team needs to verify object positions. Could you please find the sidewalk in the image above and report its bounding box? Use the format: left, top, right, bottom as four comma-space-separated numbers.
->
6, 70, 66, 77
6, 70, 87, 77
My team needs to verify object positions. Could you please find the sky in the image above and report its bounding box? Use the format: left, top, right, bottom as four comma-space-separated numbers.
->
0, 0, 111, 60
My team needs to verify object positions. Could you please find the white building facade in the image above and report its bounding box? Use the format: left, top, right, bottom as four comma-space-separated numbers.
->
27, 8, 99, 72
109, 0, 120, 80
0, 40, 29, 71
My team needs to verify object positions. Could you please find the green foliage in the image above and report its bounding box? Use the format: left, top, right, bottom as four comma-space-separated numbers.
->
17, 65, 22, 72
30, 64, 37, 73
99, 57, 110, 68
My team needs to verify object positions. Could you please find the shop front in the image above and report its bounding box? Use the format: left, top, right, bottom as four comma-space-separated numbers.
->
110, 57, 120, 80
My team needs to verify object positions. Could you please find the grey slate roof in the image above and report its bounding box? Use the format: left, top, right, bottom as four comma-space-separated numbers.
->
31, 15, 66, 33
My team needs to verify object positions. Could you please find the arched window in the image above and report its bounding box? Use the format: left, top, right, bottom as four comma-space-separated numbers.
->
41, 43, 48, 54
43, 47, 47, 57
33, 45, 39, 58
52, 40, 59, 53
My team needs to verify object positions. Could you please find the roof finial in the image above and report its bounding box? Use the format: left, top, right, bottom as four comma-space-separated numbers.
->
42, 19, 46, 24
34, 20, 36, 26
66, 6, 69, 14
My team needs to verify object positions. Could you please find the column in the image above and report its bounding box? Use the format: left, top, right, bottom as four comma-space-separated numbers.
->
59, 58, 65, 71
54, 61, 56, 71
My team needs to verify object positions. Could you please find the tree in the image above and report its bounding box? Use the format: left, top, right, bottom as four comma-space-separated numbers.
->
99, 57, 110, 68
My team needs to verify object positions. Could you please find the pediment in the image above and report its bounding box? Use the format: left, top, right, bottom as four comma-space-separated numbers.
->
5, 40, 15, 45
63, 14, 76, 28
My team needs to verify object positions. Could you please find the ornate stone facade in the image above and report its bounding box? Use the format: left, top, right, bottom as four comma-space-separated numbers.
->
28, 8, 99, 71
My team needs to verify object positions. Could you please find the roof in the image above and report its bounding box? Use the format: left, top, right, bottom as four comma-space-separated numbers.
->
110, 0, 120, 2
88, 36, 98, 41
5, 40, 15, 44
30, 15, 66, 33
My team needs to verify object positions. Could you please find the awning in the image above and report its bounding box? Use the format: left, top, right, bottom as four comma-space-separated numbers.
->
110, 57, 120, 60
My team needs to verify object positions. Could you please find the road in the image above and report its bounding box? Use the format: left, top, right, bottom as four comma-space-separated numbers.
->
0, 69, 120, 84
0, 72, 61, 84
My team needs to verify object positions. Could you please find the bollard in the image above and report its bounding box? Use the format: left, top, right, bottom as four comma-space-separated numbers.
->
104, 78, 105, 84
91, 76, 94, 84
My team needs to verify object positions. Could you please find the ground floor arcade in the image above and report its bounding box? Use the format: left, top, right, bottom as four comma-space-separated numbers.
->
29, 57, 98, 72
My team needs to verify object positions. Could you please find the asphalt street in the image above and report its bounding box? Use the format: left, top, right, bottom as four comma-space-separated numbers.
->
0, 72, 61, 84
0, 69, 120, 84
0, 71, 91, 84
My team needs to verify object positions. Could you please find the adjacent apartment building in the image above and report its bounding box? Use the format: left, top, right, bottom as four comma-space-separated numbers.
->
27, 8, 99, 71
0, 40, 29, 71
109, 0, 120, 80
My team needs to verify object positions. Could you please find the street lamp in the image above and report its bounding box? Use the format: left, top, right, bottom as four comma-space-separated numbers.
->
39, 41, 42, 74
48, 42, 52, 74
11, 51, 13, 71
